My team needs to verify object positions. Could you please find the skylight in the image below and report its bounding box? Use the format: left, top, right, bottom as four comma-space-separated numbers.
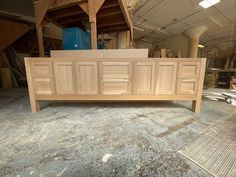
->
199, 0, 221, 9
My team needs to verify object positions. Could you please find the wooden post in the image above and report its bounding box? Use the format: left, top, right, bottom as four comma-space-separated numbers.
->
88, 0, 105, 49
192, 58, 206, 113
36, 25, 44, 57
90, 20, 97, 49
34, 0, 51, 57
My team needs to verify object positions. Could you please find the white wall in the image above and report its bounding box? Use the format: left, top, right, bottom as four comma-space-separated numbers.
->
157, 35, 189, 57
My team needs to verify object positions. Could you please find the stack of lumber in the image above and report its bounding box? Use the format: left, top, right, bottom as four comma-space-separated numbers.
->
204, 71, 219, 88
203, 89, 236, 106
153, 48, 180, 58
230, 76, 236, 90
0, 47, 26, 87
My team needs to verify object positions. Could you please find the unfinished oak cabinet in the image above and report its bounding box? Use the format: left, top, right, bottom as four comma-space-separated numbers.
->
25, 56, 206, 113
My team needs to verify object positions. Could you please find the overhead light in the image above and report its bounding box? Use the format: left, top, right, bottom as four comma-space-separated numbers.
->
133, 26, 145, 31
198, 44, 205, 48
199, 0, 221, 9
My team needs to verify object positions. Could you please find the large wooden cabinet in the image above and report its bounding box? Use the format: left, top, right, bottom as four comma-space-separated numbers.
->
25, 58, 206, 113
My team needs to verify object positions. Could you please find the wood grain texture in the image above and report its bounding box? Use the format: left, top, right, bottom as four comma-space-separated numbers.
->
25, 56, 206, 112
25, 59, 40, 113
76, 62, 98, 94
100, 62, 131, 95
50, 49, 148, 58
155, 62, 177, 94
134, 62, 155, 94
54, 62, 76, 94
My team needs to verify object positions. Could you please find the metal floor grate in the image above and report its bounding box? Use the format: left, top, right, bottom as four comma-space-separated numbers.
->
179, 112, 236, 177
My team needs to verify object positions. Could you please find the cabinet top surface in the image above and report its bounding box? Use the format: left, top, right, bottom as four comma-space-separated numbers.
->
25, 57, 206, 63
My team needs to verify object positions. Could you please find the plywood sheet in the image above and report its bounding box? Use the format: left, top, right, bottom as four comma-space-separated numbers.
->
50, 49, 148, 58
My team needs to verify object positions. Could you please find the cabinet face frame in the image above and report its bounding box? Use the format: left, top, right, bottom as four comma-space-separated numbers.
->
25, 57, 206, 113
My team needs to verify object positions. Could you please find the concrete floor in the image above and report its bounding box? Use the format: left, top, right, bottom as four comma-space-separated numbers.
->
0, 88, 235, 177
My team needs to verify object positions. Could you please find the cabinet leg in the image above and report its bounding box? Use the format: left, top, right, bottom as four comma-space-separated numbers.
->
192, 100, 201, 113
31, 100, 40, 113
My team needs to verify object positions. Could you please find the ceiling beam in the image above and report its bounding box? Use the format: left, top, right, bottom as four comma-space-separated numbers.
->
57, 13, 88, 24
48, 6, 85, 19
97, 6, 122, 17
100, 0, 119, 10
44, 16, 65, 28
98, 24, 128, 32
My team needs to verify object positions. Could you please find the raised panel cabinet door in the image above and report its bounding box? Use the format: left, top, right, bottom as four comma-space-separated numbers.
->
54, 62, 76, 94
177, 79, 198, 95
134, 62, 155, 94
100, 62, 132, 95
76, 62, 98, 94
31, 62, 53, 78
155, 62, 177, 94
178, 62, 200, 78
33, 78, 54, 95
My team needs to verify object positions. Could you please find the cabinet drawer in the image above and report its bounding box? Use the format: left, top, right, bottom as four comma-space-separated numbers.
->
178, 62, 200, 78
100, 62, 132, 95
101, 62, 131, 79
177, 79, 198, 95
32, 62, 53, 78
33, 78, 54, 95
102, 82, 130, 95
